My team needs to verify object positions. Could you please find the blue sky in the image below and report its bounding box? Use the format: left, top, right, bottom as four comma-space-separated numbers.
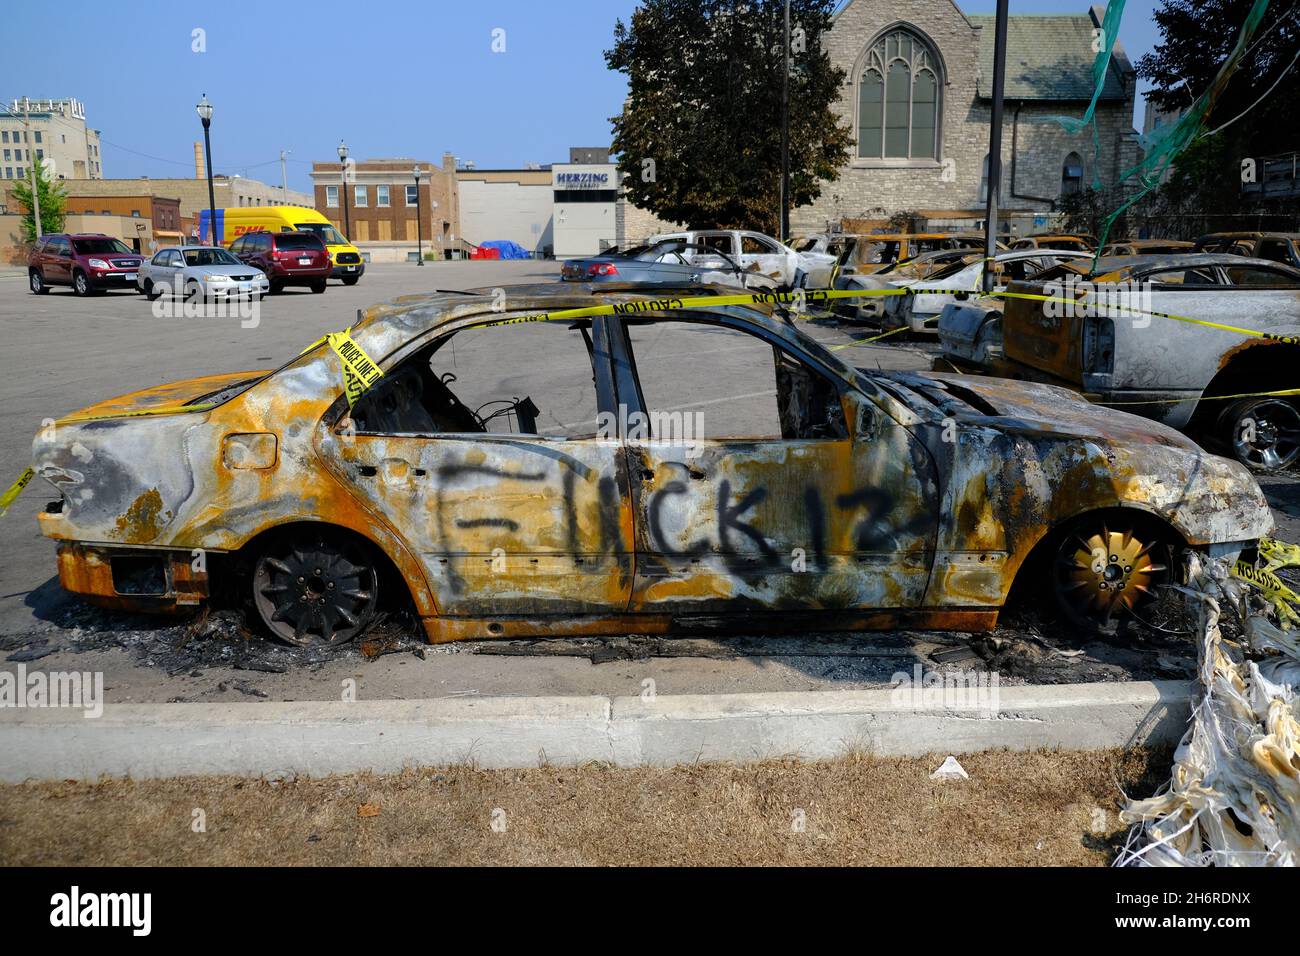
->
0, 0, 1160, 192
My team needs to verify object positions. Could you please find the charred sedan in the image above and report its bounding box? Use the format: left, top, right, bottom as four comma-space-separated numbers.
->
31, 284, 1271, 645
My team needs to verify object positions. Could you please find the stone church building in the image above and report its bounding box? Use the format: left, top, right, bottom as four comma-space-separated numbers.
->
790, 0, 1140, 235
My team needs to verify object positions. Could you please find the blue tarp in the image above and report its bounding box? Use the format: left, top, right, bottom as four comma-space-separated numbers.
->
479, 240, 531, 260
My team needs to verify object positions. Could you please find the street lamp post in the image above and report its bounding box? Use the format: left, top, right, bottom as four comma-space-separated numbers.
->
196, 94, 216, 245
981, 0, 1009, 294
337, 141, 351, 240
413, 165, 424, 266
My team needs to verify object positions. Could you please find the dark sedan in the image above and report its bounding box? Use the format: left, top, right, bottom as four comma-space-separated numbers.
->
561, 240, 778, 291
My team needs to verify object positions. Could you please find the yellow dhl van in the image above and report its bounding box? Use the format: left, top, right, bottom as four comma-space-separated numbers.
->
218, 206, 364, 284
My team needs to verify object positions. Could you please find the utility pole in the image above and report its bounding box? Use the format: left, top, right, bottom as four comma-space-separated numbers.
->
981, 0, 1009, 294
22, 98, 43, 240
280, 149, 290, 203
779, 0, 790, 241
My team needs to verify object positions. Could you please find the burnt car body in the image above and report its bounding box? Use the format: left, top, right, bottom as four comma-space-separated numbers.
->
31, 282, 1271, 645
978, 253, 1300, 470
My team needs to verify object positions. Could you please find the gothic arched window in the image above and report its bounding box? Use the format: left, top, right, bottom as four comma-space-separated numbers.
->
858, 29, 941, 161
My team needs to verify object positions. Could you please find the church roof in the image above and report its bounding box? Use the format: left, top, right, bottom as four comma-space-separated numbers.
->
969, 14, 1131, 101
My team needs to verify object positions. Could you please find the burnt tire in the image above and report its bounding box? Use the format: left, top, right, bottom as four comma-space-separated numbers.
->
251, 530, 379, 647
1050, 514, 1176, 637
1218, 397, 1300, 473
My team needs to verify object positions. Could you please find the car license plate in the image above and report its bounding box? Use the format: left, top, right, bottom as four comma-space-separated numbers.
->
123, 273, 137, 281
240, 282, 251, 292
346, 265, 356, 272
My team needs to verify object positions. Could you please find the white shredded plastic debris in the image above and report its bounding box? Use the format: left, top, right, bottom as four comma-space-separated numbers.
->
1116, 553, 1300, 867
930, 755, 969, 781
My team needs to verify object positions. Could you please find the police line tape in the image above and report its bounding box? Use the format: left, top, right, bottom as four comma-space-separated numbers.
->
1, 280, 1295, 516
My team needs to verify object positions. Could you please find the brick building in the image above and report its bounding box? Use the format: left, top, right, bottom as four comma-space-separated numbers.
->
785, 1, 1140, 235
57, 194, 183, 248
53, 173, 310, 241
311, 155, 461, 257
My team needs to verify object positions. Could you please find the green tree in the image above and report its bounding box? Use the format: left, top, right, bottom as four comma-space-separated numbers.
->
10, 158, 67, 243
607, 0, 851, 236
1137, 0, 1300, 226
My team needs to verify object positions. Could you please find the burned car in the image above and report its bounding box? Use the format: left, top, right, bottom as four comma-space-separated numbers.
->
990, 253, 1300, 471
31, 282, 1271, 645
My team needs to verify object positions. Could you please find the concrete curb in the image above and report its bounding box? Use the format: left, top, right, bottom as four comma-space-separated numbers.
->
0, 681, 1193, 782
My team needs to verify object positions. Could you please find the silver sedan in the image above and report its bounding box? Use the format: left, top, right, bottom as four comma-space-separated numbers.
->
137, 245, 270, 300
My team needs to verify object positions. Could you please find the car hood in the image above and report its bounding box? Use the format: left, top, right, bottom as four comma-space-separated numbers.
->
55, 370, 271, 423
868, 371, 1272, 547
875, 370, 1197, 446
183, 264, 261, 276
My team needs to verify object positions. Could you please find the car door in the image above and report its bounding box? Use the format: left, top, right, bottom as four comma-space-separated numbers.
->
325, 315, 634, 618
152, 249, 181, 293
1104, 264, 1256, 410
738, 233, 793, 285
612, 314, 938, 614
48, 237, 73, 283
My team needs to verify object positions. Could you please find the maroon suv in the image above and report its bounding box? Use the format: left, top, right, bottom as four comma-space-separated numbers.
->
229, 231, 331, 294
29, 234, 144, 296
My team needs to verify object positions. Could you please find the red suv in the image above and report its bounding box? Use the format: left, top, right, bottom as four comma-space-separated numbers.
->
29, 234, 144, 296
229, 231, 331, 294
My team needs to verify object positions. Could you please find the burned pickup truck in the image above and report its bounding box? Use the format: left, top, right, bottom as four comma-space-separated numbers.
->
29, 282, 1270, 645
941, 253, 1300, 472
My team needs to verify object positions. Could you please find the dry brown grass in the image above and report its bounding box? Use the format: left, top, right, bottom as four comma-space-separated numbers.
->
0, 747, 1169, 866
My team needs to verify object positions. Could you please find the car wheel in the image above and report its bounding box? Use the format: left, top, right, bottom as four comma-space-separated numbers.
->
142, 279, 160, 301
72, 270, 91, 296
1220, 397, 1300, 473
342, 276, 360, 286
269, 280, 284, 295
310, 279, 327, 294
251, 531, 379, 647
1051, 516, 1174, 636
29, 270, 48, 294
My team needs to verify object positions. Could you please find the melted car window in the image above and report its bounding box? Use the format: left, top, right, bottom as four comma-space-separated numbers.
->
627, 321, 846, 441
352, 322, 601, 439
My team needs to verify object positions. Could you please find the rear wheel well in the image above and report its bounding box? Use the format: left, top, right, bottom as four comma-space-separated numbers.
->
1194, 343, 1300, 425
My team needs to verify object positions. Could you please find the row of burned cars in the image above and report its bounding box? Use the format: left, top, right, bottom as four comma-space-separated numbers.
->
829, 231, 1300, 473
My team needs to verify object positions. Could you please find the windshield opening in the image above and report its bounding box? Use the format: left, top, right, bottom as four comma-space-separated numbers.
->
184, 248, 240, 266
294, 223, 348, 245
72, 238, 134, 255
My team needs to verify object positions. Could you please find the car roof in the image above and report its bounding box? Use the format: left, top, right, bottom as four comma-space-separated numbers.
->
1053, 252, 1300, 278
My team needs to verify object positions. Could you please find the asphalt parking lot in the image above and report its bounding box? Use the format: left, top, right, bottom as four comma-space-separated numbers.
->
2, 261, 1298, 705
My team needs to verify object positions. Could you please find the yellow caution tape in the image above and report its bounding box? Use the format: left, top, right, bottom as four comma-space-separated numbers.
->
1259, 536, 1300, 575
1095, 388, 1300, 407
324, 329, 384, 408
0, 467, 35, 516
991, 290, 1300, 346
1232, 560, 1300, 629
